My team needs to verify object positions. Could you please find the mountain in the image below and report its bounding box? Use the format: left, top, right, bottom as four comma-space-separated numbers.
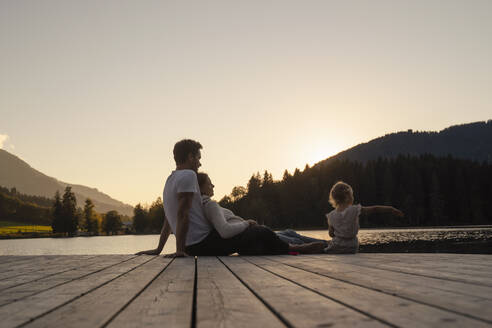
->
317, 120, 492, 166
0, 149, 134, 216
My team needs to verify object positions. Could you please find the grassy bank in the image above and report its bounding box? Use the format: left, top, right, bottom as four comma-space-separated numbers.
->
0, 221, 52, 236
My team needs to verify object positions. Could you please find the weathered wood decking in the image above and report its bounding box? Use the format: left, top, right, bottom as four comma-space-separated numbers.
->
0, 254, 490, 327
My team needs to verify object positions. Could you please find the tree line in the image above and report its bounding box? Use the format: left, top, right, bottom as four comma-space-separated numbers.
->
219, 154, 492, 229
0, 186, 54, 208
51, 186, 124, 236
132, 198, 164, 234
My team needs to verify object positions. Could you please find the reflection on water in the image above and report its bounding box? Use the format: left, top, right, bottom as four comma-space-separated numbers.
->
302, 226, 492, 245
0, 226, 491, 255
0, 235, 176, 256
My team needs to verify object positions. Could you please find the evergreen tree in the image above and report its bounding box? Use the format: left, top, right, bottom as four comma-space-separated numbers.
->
83, 198, 97, 235
61, 186, 78, 236
247, 172, 262, 195
132, 204, 148, 234
282, 169, 292, 182
230, 186, 246, 201
429, 171, 445, 226
148, 197, 164, 233
103, 210, 122, 235
262, 170, 273, 187
51, 191, 63, 233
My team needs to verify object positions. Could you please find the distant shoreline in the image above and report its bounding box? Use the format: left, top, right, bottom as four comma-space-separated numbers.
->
1, 224, 492, 240
295, 225, 492, 232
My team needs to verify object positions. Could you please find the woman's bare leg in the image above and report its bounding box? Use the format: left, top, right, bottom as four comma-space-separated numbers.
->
289, 241, 325, 254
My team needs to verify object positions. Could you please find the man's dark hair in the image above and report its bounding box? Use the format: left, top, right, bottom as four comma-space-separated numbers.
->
173, 139, 203, 165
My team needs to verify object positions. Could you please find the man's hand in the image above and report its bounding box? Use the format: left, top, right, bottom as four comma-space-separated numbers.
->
135, 249, 160, 256
246, 219, 257, 226
164, 251, 189, 258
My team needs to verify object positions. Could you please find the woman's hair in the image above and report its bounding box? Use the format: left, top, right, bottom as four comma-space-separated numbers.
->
196, 172, 209, 190
329, 181, 353, 208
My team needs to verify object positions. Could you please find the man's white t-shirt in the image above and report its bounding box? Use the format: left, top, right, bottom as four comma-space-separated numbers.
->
163, 170, 212, 246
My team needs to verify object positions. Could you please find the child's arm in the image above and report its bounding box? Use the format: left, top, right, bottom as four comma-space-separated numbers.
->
328, 225, 335, 238
325, 213, 335, 237
361, 206, 404, 217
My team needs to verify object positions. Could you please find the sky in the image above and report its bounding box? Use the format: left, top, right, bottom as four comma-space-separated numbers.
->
1, 0, 491, 206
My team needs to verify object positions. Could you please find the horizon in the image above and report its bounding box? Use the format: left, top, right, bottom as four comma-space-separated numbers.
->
2, 1, 492, 205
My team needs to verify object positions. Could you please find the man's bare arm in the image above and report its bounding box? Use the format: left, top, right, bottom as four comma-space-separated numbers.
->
173, 192, 194, 257
135, 218, 171, 255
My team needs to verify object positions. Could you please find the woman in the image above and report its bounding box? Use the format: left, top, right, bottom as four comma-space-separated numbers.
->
193, 172, 326, 256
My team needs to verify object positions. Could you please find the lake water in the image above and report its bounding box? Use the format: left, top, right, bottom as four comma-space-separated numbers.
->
1, 226, 491, 255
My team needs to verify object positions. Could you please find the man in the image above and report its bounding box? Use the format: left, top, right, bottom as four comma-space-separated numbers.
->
136, 139, 211, 257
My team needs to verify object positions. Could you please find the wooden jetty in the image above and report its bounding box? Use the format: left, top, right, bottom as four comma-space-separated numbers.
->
0, 253, 490, 327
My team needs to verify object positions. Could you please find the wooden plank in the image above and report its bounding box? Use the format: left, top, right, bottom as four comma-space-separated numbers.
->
326, 254, 492, 286
294, 254, 492, 299
0, 256, 36, 266
345, 254, 492, 275
0, 255, 153, 328
0, 255, 108, 290
0, 255, 135, 306
195, 256, 284, 328
269, 255, 492, 323
0, 256, 97, 281
0, 256, 53, 273
21, 257, 170, 328
248, 256, 489, 328
384, 253, 492, 265
106, 257, 195, 328
0, 255, 131, 294
350, 253, 492, 265
220, 256, 386, 328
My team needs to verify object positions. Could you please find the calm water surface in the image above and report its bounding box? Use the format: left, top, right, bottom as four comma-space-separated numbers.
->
1, 226, 491, 255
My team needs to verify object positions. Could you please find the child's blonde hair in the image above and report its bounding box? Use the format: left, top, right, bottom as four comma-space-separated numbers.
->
329, 181, 353, 208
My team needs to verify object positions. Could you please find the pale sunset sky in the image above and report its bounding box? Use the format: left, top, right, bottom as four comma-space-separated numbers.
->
1, 1, 491, 206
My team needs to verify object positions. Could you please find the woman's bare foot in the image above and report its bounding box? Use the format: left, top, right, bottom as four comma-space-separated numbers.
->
289, 242, 326, 254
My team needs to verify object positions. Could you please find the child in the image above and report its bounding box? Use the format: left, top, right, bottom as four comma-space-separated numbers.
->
324, 181, 404, 254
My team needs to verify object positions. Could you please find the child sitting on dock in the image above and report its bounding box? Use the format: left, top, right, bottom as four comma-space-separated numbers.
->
324, 181, 404, 254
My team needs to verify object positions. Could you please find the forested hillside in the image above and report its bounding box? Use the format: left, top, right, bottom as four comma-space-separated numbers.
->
324, 120, 492, 164
0, 186, 53, 208
219, 155, 492, 229
0, 188, 52, 225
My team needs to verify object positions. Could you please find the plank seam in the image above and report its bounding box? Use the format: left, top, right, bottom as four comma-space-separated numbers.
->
0, 255, 139, 309
190, 256, 198, 328
244, 257, 398, 328
16, 256, 159, 328
267, 257, 492, 325
217, 256, 293, 328
100, 257, 175, 328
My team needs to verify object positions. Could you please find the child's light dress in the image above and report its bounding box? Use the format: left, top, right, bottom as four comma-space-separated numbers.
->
324, 204, 361, 254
